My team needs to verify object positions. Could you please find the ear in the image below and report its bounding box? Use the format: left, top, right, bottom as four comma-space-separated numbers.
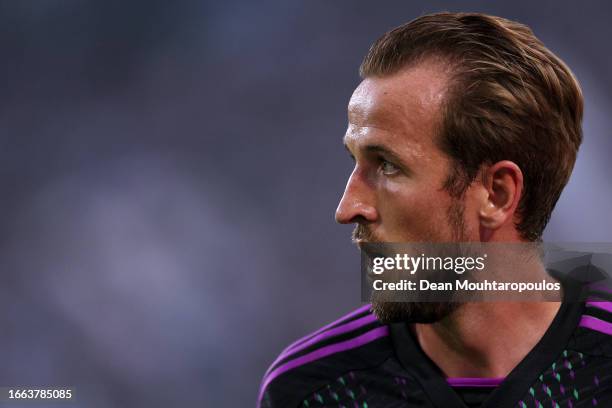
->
478, 161, 524, 233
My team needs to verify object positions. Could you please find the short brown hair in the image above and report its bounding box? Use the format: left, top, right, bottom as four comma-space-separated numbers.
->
360, 12, 583, 241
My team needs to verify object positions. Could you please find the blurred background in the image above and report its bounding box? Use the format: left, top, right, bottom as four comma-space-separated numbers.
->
0, 0, 610, 406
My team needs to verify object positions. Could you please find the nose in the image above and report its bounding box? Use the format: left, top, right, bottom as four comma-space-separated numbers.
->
335, 168, 378, 224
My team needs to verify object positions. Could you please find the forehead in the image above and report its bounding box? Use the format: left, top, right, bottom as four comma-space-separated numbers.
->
346, 61, 450, 150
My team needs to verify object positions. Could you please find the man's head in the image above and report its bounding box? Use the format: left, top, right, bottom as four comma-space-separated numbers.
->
335, 12, 583, 323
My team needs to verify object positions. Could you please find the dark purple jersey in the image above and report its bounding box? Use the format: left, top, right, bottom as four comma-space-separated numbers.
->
259, 277, 612, 407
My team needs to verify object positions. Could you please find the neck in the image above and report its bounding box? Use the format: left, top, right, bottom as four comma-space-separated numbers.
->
410, 241, 562, 378
412, 300, 561, 378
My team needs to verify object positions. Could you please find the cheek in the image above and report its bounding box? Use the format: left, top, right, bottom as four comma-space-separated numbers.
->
377, 182, 452, 235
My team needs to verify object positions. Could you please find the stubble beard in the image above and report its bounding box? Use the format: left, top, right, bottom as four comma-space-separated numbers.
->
355, 197, 468, 324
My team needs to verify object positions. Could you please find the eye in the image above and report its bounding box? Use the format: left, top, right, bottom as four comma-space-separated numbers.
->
381, 159, 400, 175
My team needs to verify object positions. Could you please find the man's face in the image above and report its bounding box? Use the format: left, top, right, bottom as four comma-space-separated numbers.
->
335, 61, 477, 323
336, 61, 476, 244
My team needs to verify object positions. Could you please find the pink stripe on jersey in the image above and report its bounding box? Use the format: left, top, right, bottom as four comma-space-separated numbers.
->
585, 301, 612, 314
283, 304, 372, 354
258, 326, 389, 404
588, 283, 612, 294
579, 315, 612, 335
265, 313, 378, 377
447, 377, 504, 387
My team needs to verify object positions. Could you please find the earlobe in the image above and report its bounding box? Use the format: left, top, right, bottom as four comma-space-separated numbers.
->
479, 201, 499, 229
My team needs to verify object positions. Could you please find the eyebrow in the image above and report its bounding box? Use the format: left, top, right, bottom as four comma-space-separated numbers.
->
343, 139, 411, 170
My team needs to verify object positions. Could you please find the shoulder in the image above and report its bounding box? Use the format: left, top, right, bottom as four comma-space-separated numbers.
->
570, 283, 612, 356
258, 304, 392, 408
578, 283, 612, 337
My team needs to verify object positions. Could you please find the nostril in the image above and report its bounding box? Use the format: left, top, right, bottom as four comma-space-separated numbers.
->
350, 214, 370, 225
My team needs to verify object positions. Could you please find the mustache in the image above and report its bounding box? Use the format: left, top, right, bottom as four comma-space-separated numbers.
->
351, 224, 379, 244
